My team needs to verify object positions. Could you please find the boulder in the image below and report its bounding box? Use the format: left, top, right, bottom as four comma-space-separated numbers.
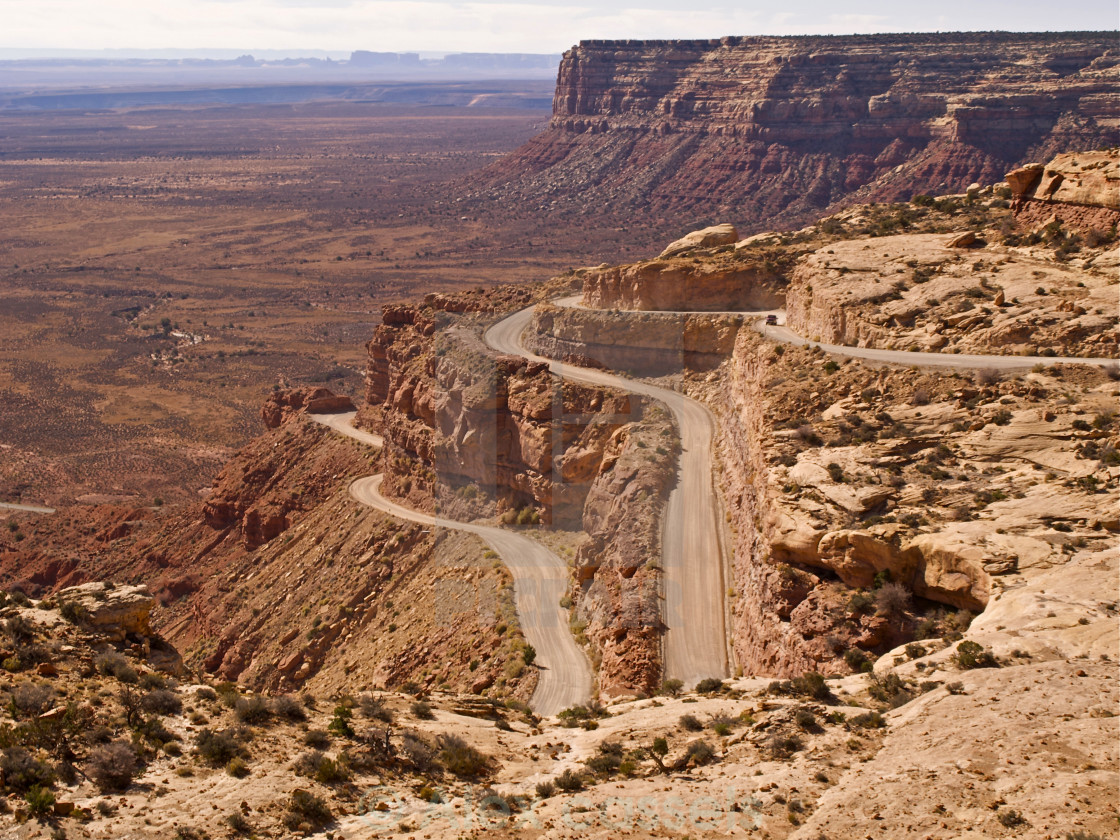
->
1005, 163, 1044, 196
55, 582, 154, 641
901, 533, 991, 611
659, 223, 738, 258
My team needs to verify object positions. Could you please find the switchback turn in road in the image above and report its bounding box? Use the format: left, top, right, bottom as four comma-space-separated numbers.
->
485, 307, 731, 688
310, 412, 592, 716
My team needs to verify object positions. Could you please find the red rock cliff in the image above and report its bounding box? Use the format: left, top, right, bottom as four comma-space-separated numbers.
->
475, 33, 1118, 232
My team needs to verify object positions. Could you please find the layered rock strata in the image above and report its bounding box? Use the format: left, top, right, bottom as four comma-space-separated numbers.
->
366, 301, 641, 527
528, 302, 744, 375
1007, 149, 1120, 231
476, 33, 1118, 231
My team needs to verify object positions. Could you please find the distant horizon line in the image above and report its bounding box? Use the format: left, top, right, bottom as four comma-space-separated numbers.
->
2, 28, 1116, 61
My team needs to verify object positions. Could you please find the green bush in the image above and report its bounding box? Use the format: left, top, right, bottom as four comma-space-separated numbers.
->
284, 789, 332, 831
328, 705, 355, 737
234, 695, 271, 725
438, 734, 489, 778
685, 739, 716, 766
195, 728, 242, 767
694, 677, 724, 694
660, 678, 684, 697
1, 748, 54, 792
87, 739, 139, 792
679, 714, 703, 732
24, 784, 55, 817
954, 640, 999, 670
554, 768, 584, 792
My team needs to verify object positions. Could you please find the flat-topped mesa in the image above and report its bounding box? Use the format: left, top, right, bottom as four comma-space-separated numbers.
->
481, 33, 1119, 232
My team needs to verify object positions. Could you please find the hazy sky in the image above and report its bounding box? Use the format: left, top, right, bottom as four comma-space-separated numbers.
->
2, 0, 1117, 54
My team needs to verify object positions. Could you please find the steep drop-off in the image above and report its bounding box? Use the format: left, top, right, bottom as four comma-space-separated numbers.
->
473, 32, 1118, 233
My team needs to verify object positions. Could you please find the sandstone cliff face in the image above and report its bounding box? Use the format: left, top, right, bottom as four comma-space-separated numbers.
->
476, 33, 1118, 232
528, 302, 744, 375
711, 333, 1120, 678
581, 253, 785, 312
366, 300, 640, 527
572, 411, 676, 697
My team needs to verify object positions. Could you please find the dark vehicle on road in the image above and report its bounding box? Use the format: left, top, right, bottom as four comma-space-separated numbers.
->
765, 314, 778, 326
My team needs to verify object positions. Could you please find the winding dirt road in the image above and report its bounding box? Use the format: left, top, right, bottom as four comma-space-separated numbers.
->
0, 502, 55, 514
310, 412, 592, 716
756, 320, 1119, 370
485, 308, 730, 687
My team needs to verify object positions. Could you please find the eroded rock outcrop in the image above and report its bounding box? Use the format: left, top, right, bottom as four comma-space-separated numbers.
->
366, 298, 642, 526
1008, 150, 1120, 232
261, 387, 355, 430
55, 581, 153, 641
580, 252, 785, 312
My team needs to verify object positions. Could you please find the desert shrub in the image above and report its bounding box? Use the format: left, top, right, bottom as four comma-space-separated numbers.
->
1, 747, 54, 792
826, 462, 846, 483
849, 711, 886, 729
684, 739, 716, 766
794, 708, 818, 730
174, 828, 208, 840
438, 734, 489, 778
215, 682, 240, 707
194, 686, 218, 703
410, 701, 434, 721
225, 812, 252, 834
328, 705, 355, 737
975, 368, 1002, 386
847, 592, 874, 616
86, 740, 139, 792
997, 808, 1026, 827
269, 694, 306, 721
790, 671, 831, 701
954, 640, 999, 670
586, 742, 623, 777
24, 784, 55, 817
946, 681, 966, 695
660, 678, 684, 697
535, 780, 555, 799
905, 643, 926, 660
767, 734, 804, 759
869, 673, 913, 708
694, 677, 725, 694
557, 703, 608, 728
709, 714, 736, 736
301, 752, 348, 785
303, 729, 330, 749
283, 789, 332, 831
875, 583, 911, 616
554, 768, 584, 792
94, 652, 138, 683
58, 600, 88, 624
679, 714, 703, 732
226, 756, 250, 778
401, 732, 437, 775
10, 682, 54, 718
234, 695, 271, 725
194, 728, 242, 767
359, 694, 393, 723
796, 425, 822, 446
142, 689, 183, 716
